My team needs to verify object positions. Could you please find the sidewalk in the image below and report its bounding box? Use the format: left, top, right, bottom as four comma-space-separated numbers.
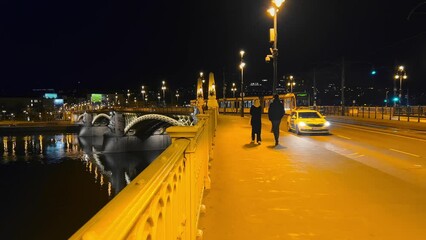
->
198, 114, 426, 240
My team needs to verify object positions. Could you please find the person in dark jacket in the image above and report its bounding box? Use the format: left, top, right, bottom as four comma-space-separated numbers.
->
250, 98, 262, 144
268, 94, 285, 146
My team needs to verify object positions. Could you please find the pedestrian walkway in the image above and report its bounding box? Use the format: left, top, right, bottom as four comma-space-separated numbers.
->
198, 114, 426, 240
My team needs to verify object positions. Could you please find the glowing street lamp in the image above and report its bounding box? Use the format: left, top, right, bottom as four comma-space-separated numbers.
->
268, 0, 285, 94
231, 82, 237, 98
287, 75, 295, 92
161, 81, 166, 104
239, 52, 246, 117
394, 65, 408, 106
126, 89, 131, 106
175, 90, 180, 105
141, 85, 146, 105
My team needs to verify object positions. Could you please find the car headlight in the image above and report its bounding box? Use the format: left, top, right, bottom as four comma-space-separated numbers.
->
324, 121, 330, 127
299, 122, 306, 127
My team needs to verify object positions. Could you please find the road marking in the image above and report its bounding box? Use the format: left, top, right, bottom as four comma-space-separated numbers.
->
389, 148, 420, 158
336, 134, 351, 140
335, 123, 426, 142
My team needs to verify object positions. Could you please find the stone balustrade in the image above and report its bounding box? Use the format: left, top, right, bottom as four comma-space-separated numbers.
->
70, 109, 216, 240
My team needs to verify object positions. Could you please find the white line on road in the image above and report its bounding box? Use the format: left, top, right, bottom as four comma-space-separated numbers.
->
389, 148, 420, 158
334, 123, 426, 142
336, 134, 351, 140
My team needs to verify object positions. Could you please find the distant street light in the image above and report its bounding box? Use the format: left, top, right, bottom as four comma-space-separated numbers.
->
231, 82, 237, 98
161, 81, 167, 105
394, 65, 408, 106
126, 89, 131, 106
141, 85, 146, 106
287, 75, 295, 92
175, 90, 180, 105
240, 50, 245, 117
200, 72, 205, 98
268, 0, 285, 94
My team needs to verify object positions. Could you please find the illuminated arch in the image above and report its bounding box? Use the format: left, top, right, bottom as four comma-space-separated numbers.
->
77, 114, 85, 122
92, 113, 111, 125
124, 114, 184, 134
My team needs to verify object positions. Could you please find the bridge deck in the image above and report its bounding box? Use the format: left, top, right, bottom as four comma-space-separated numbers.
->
198, 114, 426, 240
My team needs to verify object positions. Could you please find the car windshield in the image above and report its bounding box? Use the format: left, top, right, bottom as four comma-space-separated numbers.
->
298, 112, 321, 118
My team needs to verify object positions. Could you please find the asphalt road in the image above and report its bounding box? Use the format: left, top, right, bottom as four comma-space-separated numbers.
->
283, 119, 426, 189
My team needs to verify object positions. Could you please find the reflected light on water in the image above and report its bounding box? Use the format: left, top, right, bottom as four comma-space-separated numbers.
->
0, 132, 167, 239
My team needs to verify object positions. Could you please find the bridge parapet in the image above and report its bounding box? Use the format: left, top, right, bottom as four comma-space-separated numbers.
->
71, 109, 217, 240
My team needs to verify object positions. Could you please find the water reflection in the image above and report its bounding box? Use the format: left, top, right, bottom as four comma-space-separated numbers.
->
0, 132, 170, 240
1, 134, 81, 163
0, 133, 170, 196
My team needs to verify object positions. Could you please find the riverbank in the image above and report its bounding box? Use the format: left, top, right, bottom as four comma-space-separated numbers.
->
0, 121, 80, 134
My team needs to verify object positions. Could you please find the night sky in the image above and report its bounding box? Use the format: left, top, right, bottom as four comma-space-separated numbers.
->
1, 0, 425, 99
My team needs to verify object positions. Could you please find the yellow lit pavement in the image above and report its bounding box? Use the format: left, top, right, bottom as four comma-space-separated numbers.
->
198, 114, 426, 240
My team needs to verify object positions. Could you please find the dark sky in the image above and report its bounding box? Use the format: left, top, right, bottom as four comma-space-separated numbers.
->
1, 0, 425, 96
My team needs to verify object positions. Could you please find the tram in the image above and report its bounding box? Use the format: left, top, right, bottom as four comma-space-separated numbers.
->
218, 92, 310, 114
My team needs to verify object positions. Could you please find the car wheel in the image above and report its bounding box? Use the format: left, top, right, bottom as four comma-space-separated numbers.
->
296, 125, 301, 135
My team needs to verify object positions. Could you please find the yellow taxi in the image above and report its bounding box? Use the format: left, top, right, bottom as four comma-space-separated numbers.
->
286, 109, 330, 135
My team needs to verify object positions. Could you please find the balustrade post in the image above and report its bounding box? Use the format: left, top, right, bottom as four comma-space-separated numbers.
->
381, 106, 384, 120
418, 106, 421, 123
167, 123, 209, 240
407, 106, 410, 122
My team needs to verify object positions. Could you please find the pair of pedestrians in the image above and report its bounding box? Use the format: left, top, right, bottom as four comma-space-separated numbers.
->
250, 94, 285, 146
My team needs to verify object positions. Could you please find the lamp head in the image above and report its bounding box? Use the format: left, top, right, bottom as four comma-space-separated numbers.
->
273, 0, 285, 8
267, 7, 276, 16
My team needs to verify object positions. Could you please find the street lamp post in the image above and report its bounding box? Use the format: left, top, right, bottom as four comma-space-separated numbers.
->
175, 90, 179, 106
239, 50, 245, 117
231, 82, 237, 98
287, 75, 295, 92
126, 89, 130, 106
161, 81, 166, 105
141, 85, 146, 106
268, 0, 285, 95
200, 72, 205, 98
394, 65, 408, 106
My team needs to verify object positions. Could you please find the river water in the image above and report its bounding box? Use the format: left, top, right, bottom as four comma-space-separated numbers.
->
0, 132, 170, 240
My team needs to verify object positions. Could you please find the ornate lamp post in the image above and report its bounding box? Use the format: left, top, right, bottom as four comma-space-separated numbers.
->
268, 0, 285, 94
394, 65, 408, 106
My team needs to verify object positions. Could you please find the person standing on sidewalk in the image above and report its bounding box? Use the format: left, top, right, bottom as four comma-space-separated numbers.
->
268, 94, 285, 146
250, 98, 262, 145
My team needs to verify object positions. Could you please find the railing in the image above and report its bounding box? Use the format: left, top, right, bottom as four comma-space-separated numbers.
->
79, 107, 194, 115
319, 106, 426, 122
70, 109, 216, 240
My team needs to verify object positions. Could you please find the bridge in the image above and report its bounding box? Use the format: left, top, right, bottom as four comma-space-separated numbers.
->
70, 106, 426, 239
73, 107, 197, 137
70, 73, 426, 239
